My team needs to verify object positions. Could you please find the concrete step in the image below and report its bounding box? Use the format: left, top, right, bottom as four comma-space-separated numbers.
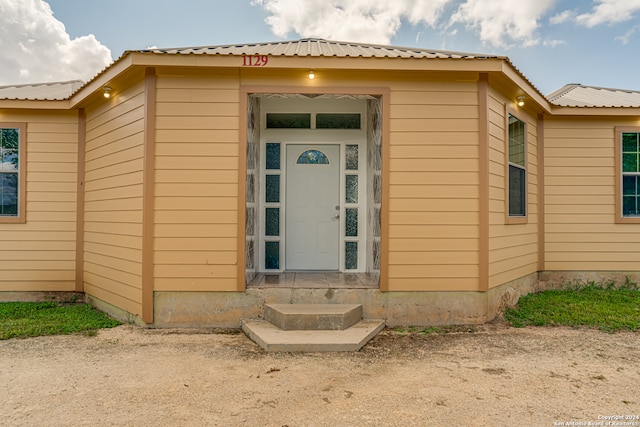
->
242, 319, 385, 352
264, 303, 362, 330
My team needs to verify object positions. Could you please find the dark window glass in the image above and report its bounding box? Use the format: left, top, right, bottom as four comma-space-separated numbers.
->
266, 143, 280, 170
345, 208, 358, 237
509, 165, 526, 217
0, 174, 18, 216
345, 175, 358, 203
265, 175, 280, 203
266, 113, 311, 129
316, 113, 361, 129
622, 134, 640, 217
265, 241, 279, 269
345, 242, 358, 270
296, 150, 329, 165
508, 116, 525, 166
623, 133, 638, 154
0, 128, 20, 217
265, 208, 280, 236
508, 115, 526, 217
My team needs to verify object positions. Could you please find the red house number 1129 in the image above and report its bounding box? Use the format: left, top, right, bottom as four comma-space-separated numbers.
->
242, 54, 269, 66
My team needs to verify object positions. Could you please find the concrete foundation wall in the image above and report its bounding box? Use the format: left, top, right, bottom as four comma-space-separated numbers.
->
152, 272, 539, 328
539, 270, 640, 290
0, 291, 84, 303
7, 270, 628, 328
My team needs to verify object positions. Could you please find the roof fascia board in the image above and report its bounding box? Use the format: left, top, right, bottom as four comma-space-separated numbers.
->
500, 62, 552, 113
129, 51, 505, 72
69, 54, 135, 108
0, 99, 70, 110
549, 106, 640, 116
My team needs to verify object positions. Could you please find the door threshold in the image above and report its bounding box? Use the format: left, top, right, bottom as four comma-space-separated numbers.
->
247, 272, 378, 289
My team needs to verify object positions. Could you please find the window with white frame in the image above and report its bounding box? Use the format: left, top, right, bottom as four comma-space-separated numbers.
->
508, 114, 526, 218
621, 131, 640, 217
0, 124, 24, 221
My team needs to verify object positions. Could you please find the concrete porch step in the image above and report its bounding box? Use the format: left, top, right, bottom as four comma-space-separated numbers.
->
264, 303, 362, 330
242, 318, 385, 352
242, 303, 385, 352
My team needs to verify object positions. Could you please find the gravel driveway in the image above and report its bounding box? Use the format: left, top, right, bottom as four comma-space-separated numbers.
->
1, 323, 639, 426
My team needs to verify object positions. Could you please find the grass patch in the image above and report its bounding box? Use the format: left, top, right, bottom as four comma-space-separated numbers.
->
0, 302, 121, 340
504, 283, 640, 332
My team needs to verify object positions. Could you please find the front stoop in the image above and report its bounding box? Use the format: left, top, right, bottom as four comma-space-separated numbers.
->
242, 304, 385, 352
265, 303, 363, 330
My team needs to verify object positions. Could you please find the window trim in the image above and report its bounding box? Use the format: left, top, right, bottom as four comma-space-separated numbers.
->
0, 122, 26, 224
615, 126, 640, 224
505, 111, 528, 224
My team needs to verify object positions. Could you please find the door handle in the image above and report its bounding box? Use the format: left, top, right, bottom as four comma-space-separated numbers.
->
333, 214, 340, 219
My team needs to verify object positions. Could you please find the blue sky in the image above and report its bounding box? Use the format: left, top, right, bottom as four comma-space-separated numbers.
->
2, 0, 640, 95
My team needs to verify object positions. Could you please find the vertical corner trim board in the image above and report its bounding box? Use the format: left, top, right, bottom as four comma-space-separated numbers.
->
142, 67, 157, 324
478, 73, 490, 292
76, 109, 86, 293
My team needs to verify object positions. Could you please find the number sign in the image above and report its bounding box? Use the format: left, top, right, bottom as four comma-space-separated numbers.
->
242, 54, 269, 67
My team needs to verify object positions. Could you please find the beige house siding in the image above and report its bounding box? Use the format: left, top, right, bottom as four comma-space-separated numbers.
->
0, 111, 78, 291
83, 80, 145, 315
154, 72, 240, 292
487, 88, 539, 288
545, 117, 640, 271
387, 79, 480, 291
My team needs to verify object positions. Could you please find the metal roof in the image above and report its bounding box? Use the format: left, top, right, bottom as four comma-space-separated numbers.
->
132, 38, 548, 100
137, 38, 504, 60
548, 84, 640, 107
0, 80, 84, 101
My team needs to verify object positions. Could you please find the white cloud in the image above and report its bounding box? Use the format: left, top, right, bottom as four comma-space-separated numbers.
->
252, 0, 453, 45
615, 24, 640, 44
449, 0, 558, 48
549, 10, 575, 25
253, 0, 565, 49
576, 0, 640, 27
543, 39, 567, 47
0, 0, 112, 85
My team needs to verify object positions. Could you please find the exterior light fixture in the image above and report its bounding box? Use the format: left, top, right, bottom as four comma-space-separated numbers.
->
517, 95, 525, 107
103, 86, 112, 98
308, 70, 315, 80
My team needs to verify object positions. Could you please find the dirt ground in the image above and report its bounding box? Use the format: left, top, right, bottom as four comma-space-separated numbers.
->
1, 322, 639, 427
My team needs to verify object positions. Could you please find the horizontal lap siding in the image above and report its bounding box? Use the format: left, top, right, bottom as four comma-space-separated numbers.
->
387, 81, 480, 291
545, 117, 640, 270
0, 111, 78, 291
83, 80, 145, 315
487, 89, 538, 288
154, 73, 240, 292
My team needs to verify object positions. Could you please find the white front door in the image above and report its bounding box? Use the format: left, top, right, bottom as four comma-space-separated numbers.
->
286, 144, 340, 270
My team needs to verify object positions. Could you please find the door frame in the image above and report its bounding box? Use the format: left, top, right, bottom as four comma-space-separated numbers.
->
239, 88, 390, 291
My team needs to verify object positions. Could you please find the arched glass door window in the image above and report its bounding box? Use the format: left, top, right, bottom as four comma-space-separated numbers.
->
296, 149, 329, 165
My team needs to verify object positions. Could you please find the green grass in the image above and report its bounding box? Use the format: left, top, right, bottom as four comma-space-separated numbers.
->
0, 302, 121, 340
504, 283, 640, 332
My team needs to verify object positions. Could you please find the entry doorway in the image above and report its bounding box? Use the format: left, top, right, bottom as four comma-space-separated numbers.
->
244, 93, 382, 286
285, 144, 340, 270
